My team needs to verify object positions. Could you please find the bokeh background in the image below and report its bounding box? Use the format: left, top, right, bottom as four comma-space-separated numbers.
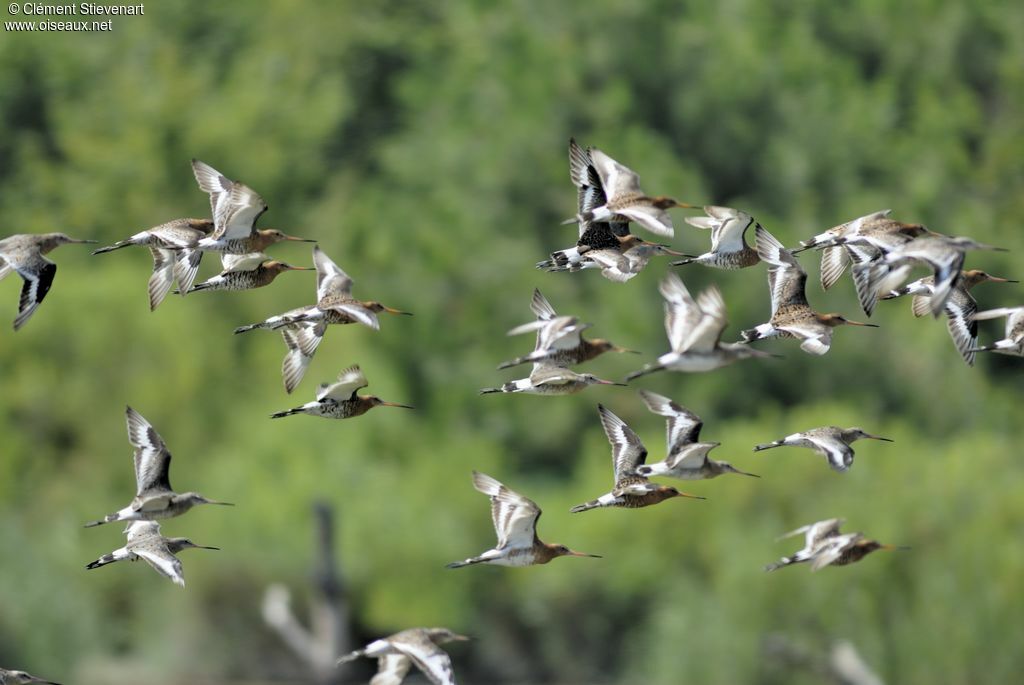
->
1, 1, 1023, 683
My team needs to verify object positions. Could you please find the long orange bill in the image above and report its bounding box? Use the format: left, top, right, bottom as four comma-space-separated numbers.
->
991, 277, 1018, 283
285, 235, 318, 242
596, 378, 628, 386
287, 265, 316, 271
845, 320, 879, 327
680, 492, 707, 500
613, 346, 641, 355
383, 306, 414, 316
381, 401, 414, 409
882, 544, 912, 551
569, 550, 602, 558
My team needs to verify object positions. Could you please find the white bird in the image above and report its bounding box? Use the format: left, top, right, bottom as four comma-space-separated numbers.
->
670, 205, 761, 270
85, 520, 219, 587
633, 390, 759, 480
575, 146, 697, 238
190, 159, 314, 254
855, 234, 1004, 317
741, 226, 877, 355
764, 518, 846, 572
446, 471, 599, 568
336, 628, 470, 685
753, 426, 893, 473
498, 288, 634, 369
627, 273, 774, 380
879, 270, 1017, 365
84, 407, 233, 527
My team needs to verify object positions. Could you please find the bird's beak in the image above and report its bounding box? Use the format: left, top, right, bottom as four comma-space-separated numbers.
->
383, 306, 414, 316
677, 491, 706, 500
73, 239, 99, 244
287, 265, 316, 271
596, 378, 628, 386
673, 201, 700, 209
451, 633, 473, 642
657, 245, 688, 256
381, 401, 415, 409
612, 346, 641, 355
569, 550, 603, 558
285, 235, 318, 242
881, 544, 911, 552
733, 468, 761, 478
844, 319, 879, 327
867, 434, 894, 442
990, 276, 1018, 283
196, 545, 221, 551
207, 500, 235, 506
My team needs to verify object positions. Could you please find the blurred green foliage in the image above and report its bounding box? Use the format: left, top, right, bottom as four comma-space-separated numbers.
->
1, 1, 1023, 683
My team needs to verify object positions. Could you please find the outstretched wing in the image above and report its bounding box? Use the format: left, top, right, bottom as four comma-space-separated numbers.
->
316, 365, 369, 401
638, 390, 703, 453
13, 255, 57, 330
472, 471, 541, 549
281, 322, 324, 394
370, 654, 413, 685
134, 541, 186, 587
191, 159, 267, 241
313, 246, 354, 301
126, 406, 173, 494
598, 405, 648, 480
392, 638, 457, 685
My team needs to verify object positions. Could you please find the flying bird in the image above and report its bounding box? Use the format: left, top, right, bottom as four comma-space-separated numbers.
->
447, 471, 600, 568
270, 365, 412, 419
633, 390, 759, 480
85, 520, 218, 587
0, 232, 95, 329
879, 270, 1017, 365
190, 159, 315, 254
741, 226, 877, 355
337, 628, 470, 685
971, 306, 1024, 357
765, 518, 906, 572
570, 405, 705, 513
234, 246, 411, 392
84, 407, 233, 527
498, 288, 635, 369
626, 273, 773, 380
670, 205, 762, 270
753, 426, 892, 473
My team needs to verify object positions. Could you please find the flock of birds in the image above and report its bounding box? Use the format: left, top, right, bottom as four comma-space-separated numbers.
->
0, 140, 1019, 685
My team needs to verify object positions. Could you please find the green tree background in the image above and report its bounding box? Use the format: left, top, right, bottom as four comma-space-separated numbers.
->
1, 1, 1022, 683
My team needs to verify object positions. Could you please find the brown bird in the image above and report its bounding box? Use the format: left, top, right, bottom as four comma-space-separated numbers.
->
447, 471, 600, 568
183, 252, 314, 293
740, 226, 877, 355
336, 627, 470, 685
190, 159, 315, 254
498, 288, 636, 369
570, 405, 705, 513
270, 365, 412, 419
0, 232, 96, 329
92, 217, 212, 309
578, 146, 697, 238
765, 518, 906, 572
879, 270, 1017, 365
